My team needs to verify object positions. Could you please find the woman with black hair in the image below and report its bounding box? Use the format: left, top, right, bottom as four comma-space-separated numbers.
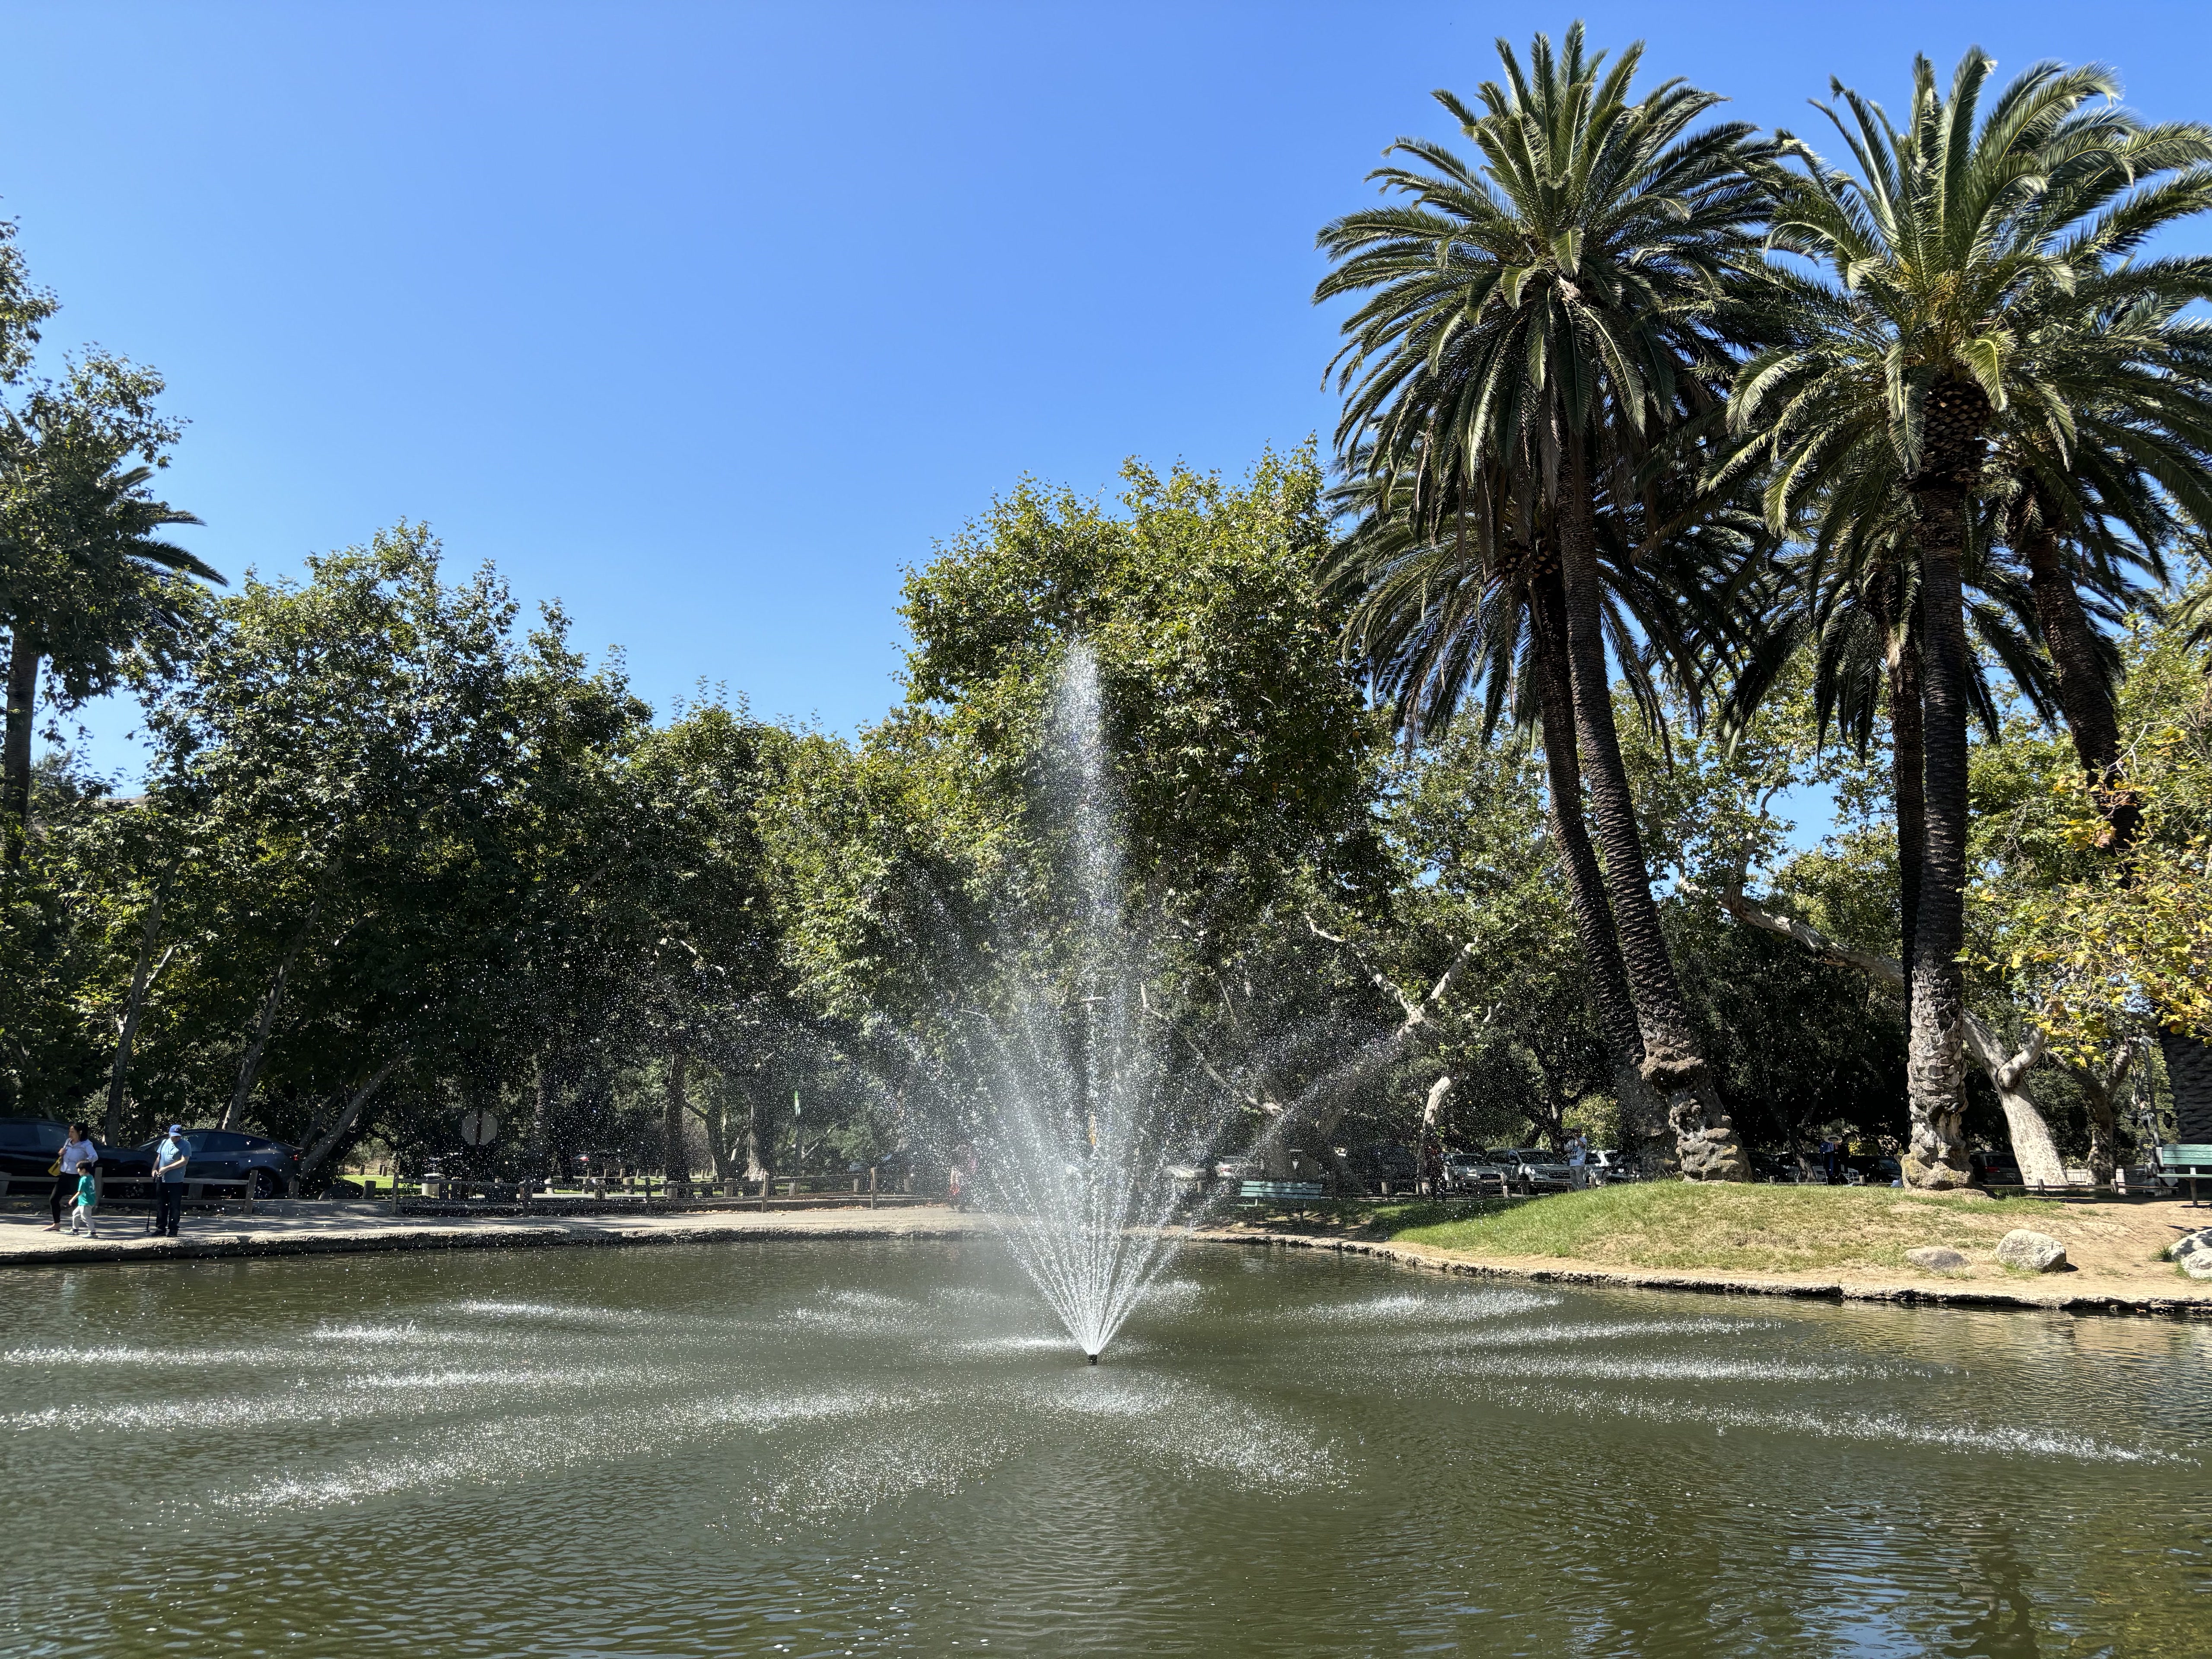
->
46, 1123, 97, 1231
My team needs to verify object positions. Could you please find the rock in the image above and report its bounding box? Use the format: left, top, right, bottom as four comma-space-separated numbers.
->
2169, 1228, 2212, 1279
1995, 1229, 2068, 1273
1906, 1246, 1970, 1274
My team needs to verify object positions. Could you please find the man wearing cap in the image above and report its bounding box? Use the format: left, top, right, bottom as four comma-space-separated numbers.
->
152, 1125, 191, 1237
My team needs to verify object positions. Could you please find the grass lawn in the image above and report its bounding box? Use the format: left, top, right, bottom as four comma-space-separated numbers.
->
1362, 1182, 2073, 1276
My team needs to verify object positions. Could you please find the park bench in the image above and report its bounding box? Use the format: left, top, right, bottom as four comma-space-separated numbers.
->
1237, 1179, 1329, 1214
2154, 1144, 2212, 1206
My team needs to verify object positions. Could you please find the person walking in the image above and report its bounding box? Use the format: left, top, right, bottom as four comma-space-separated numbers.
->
68, 1165, 100, 1236
47, 1124, 98, 1231
1566, 1133, 1589, 1191
152, 1124, 191, 1237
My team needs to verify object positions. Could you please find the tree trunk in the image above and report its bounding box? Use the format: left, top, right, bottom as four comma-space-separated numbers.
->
105, 891, 170, 1143
745, 1091, 772, 1185
1905, 500, 1977, 1189
1555, 433, 1745, 1179
1966, 1024, 2065, 1192
2021, 524, 2139, 851
2081, 1075, 2118, 1192
222, 907, 318, 1131
1262, 933, 1484, 1180
1709, 882, 2067, 1189
1531, 558, 1667, 1168
1884, 613, 1926, 1025
297, 1056, 403, 1181
2, 633, 38, 864
663, 1036, 689, 1188
531, 1056, 563, 1181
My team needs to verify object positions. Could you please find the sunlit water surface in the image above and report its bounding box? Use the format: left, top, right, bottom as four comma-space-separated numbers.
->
3, 1240, 2208, 1656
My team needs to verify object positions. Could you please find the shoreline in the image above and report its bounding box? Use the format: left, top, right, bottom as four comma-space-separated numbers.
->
7, 1202, 2207, 1318
0, 1203, 991, 1269
1182, 1224, 2212, 1318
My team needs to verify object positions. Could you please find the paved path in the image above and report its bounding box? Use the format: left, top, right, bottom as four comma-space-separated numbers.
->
0, 1201, 989, 1269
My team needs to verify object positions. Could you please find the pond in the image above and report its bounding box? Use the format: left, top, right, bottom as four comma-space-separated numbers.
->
5, 1239, 2208, 1656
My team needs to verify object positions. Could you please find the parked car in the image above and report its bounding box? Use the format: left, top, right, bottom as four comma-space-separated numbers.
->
1349, 1141, 1418, 1185
1485, 1148, 1575, 1192
0, 1118, 77, 1182
104, 1129, 301, 1199
1443, 1150, 1498, 1191
1846, 1154, 1904, 1187
1581, 1148, 1634, 1184
1969, 1149, 2023, 1187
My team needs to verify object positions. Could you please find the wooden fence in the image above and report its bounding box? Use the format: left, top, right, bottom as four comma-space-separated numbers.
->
0, 1169, 263, 1211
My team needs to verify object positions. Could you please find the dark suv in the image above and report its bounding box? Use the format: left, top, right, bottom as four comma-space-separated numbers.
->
103, 1130, 301, 1199
0, 1118, 97, 1182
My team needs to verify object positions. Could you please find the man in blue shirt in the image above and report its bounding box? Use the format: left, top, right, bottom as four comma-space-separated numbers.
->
153, 1125, 190, 1237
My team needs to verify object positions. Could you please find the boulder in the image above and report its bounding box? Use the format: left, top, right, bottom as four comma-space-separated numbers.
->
1906, 1246, 1970, 1274
1995, 1229, 2068, 1273
2168, 1228, 2212, 1280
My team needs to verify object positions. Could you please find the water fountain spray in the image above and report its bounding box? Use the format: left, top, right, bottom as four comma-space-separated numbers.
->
954, 643, 1210, 1363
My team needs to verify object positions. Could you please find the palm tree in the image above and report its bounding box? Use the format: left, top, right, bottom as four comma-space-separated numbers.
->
1, 372, 216, 854
1722, 48, 2212, 1184
1317, 24, 1770, 1177
1722, 493, 2059, 1016
1328, 459, 1664, 1161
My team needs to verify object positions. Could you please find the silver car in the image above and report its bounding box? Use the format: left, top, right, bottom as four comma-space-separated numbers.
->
1486, 1149, 1575, 1192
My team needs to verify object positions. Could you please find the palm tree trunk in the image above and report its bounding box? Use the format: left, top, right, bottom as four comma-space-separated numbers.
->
1556, 433, 1745, 1179
3, 632, 38, 864
1531, 558, 1668, 1167
1886, 622, 1926, 1025
2021, 524, 2139, 851
1904, 394, 1983, 1188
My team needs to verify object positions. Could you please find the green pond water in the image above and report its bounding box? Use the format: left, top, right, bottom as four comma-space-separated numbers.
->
2, 1239, 2207, 1657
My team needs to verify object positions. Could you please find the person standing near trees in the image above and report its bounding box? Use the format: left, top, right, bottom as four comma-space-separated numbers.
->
151, 1124, 190, 1237
46, 1124, 96, 1231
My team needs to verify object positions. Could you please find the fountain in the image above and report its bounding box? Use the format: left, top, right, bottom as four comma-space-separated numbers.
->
940, 642, 1223, 1362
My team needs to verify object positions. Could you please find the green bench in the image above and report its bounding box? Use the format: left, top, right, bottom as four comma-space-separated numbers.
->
2156, 1145, 2212, 1205
1237, 1179, 1329, 1213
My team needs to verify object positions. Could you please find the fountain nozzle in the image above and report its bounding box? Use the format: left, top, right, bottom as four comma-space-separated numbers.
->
1087, 1352, 1100, 1365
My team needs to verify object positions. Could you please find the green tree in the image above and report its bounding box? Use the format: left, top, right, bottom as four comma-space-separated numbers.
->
770, 451, 1400, 1178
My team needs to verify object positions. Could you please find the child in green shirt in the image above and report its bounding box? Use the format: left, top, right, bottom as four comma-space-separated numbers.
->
69, 1169, 99, 1236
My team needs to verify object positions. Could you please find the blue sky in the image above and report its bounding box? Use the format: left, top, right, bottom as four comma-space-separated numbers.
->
8, 0, 2211, 798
